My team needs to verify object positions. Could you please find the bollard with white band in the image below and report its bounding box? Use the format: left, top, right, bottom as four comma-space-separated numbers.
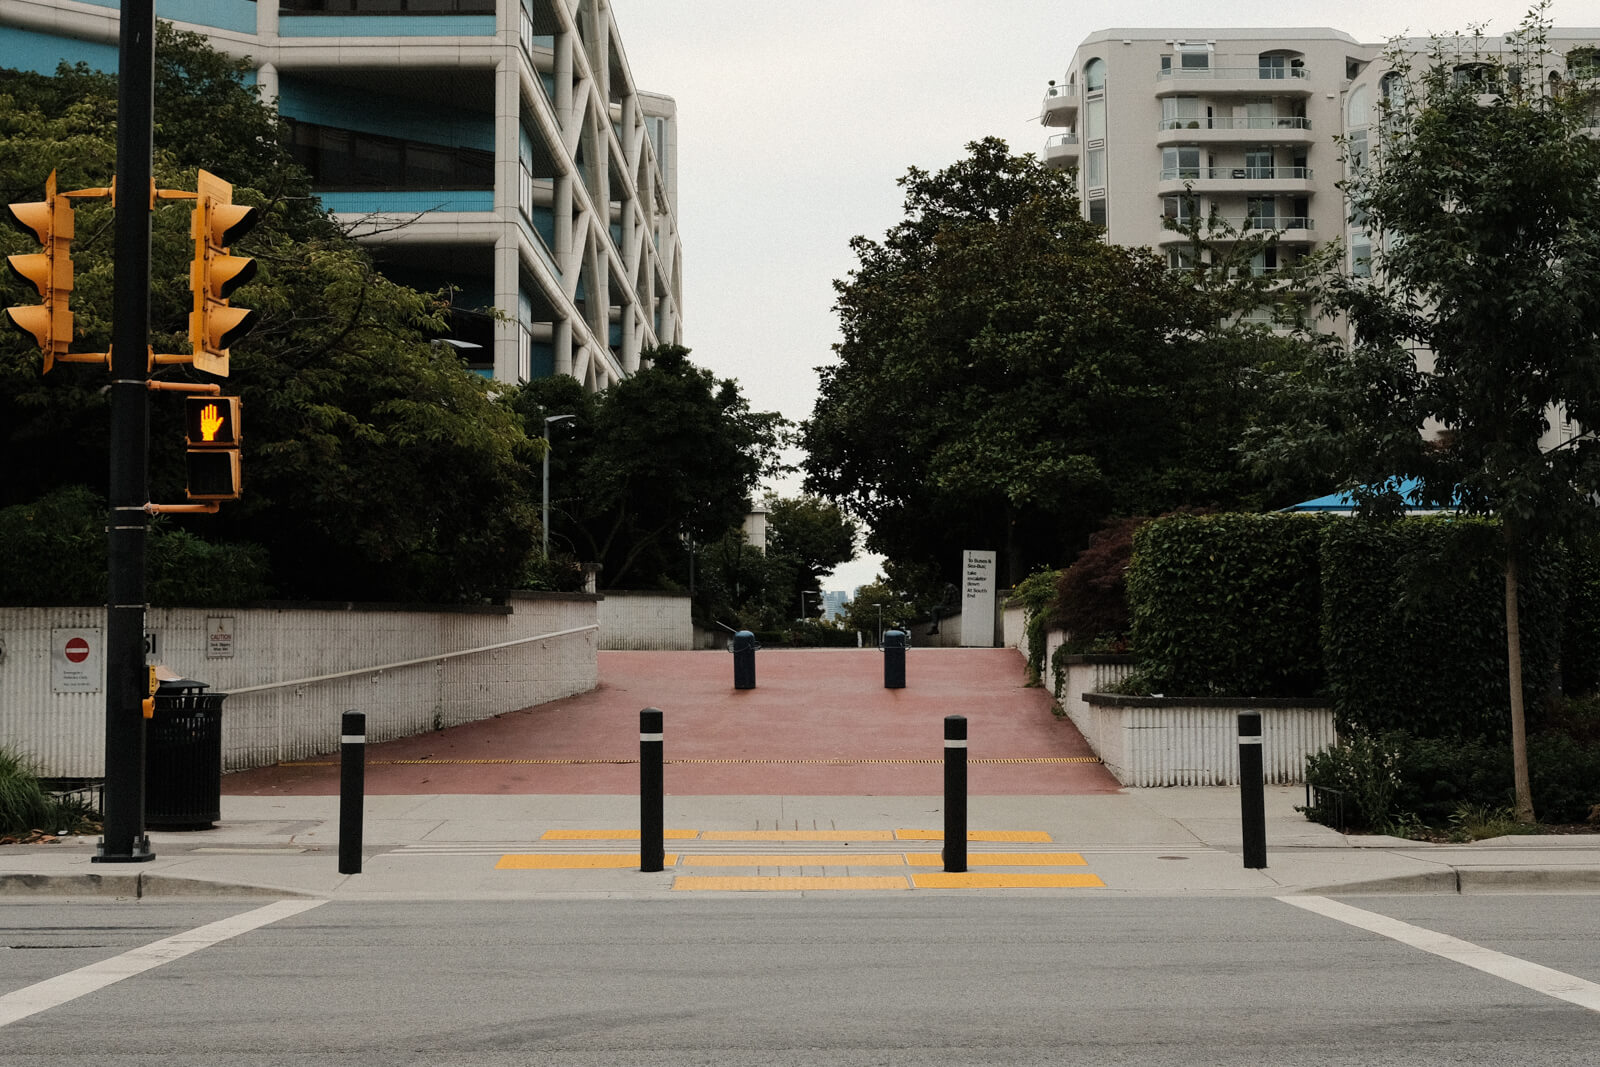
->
338, 710, 365, 875
1238, 711, 1267, 869
639, 707, 665, 873
943, 714, 968, 873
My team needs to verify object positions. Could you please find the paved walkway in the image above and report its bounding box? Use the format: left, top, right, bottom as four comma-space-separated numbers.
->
222, 648, 1121, 796
4, 649, 1598, 898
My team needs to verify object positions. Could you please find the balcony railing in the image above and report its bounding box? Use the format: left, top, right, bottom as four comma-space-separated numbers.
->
1045, 133, 1080, 147
1157, 116, 1311, 131
1163, 216, 1314, 232
1158, 66, 1310, 80
1160, 166, 1314, 181
1043, 81, 1078, 99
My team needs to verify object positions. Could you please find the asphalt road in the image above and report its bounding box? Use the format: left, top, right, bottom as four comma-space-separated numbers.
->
2, 895, 1597, 1065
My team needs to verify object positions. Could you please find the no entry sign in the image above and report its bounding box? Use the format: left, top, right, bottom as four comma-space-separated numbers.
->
51, 628, 102, 693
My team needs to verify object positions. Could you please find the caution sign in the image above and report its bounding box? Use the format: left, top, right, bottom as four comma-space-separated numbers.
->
206, 615, 235, 658
51, 627, 102, 693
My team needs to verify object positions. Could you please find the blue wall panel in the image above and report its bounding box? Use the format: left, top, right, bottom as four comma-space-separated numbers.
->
316, 191, 494, 213
0, 28, 117, 73
73, 0, 256, 33
280, 16, 494, 38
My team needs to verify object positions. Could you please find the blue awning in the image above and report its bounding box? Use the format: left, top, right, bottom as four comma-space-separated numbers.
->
1285, 478, 1449, 513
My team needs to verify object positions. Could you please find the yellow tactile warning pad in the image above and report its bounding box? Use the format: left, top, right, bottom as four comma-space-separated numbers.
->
495, 829, 1106, 889
496, 853, 680, 870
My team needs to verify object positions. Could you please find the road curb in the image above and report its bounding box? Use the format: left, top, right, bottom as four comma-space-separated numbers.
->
0, 872, 310, 900
1300, 865, 1600, 895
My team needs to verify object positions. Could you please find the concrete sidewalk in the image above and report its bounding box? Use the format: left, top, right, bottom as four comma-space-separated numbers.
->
4, 787, 1598, 899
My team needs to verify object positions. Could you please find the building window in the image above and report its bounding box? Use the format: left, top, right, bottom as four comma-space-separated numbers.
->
1379, 72, 1405, 107
1346, 128, 1368, 175
1088, 197, 1107, 229
1244, 147, 1274, 178
288, 120, 494, 191
1085, 147, 1106, 189
280, 0, 497, 12
1161, 96, 1201, 128
1161, 146, 1201, 180
1086, 98, 1106, 141
1178, 44, 1210, 71
1246, 196, 1275, 227
1162, 195, 1194, 228
1084, 57, 1106, 92
1350, 231, 1372, 277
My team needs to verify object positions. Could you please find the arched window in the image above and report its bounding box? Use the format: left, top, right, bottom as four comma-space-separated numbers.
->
1084, 58, 1106, 92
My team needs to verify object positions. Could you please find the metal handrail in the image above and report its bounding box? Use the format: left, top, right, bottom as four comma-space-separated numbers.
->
1158, 66, 1310, 80
1157, 116, 1311, 131
1163, 215, 1314, 231
1045, 133, 1080, 147
1159, 166, 1314, 181
224, 624, 600, 695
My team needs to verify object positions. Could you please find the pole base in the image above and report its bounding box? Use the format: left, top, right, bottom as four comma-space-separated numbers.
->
92, 836, 155, 863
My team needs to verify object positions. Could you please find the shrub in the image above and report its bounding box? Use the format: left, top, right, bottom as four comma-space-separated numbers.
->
0, 746, 58, 837
1053, 517, 1147, 650
0, 486, 274, 606
1127, 512, 1327, 697
1560, 532, 1600, 696
1320, 516, 1564, 740
1009, 568, 1060, 685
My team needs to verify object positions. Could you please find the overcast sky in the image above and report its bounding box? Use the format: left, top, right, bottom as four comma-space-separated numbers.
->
607, 0, 1592, 593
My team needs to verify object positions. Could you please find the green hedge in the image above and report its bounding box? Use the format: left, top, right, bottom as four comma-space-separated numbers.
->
1320, 516, 1563, 740
0, 486, 272, 607
1127, 513, 1327, 697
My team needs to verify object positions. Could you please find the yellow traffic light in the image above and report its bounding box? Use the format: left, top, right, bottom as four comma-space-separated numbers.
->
4, 170, 73, 372
184, 395, 243, 501
189, 169, 258, 377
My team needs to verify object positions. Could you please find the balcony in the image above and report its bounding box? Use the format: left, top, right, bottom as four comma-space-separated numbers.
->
1156, 66, 1314, 96
1041, 81, 1078, 126
1158, 215, 1316, 245
1157, 166, 1315, 196
1044, 132, 1080, 167
1155, 115, 1313, 147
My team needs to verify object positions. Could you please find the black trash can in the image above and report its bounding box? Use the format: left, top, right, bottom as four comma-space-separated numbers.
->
883, 629, 908, 689
144, 677, 226, 830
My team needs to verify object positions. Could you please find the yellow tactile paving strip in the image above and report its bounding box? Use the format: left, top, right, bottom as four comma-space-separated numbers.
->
496, 853, 680, 869
496, 829, 1106, 889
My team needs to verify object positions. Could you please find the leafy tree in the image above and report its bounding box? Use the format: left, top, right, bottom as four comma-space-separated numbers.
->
511, 345, 789, 589
1245, 7, 1600, 820
758, 494, 858, 623
0, 26, 541, 603
804, 138, 1303, 587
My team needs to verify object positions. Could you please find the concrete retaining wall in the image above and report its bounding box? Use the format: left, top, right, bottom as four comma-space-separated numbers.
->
596, 590, 692, 649
0, 593, 598, 776
1047, 640, 1334, 787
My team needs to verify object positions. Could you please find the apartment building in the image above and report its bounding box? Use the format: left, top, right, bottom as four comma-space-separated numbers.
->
1040, 28, 1372, 276
0, 0, 684, 389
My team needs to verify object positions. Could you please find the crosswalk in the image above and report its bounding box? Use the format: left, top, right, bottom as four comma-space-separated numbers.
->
391, 828, 1118, 890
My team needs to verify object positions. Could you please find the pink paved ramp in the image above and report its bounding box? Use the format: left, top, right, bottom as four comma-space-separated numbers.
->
222, 648, 1122, 797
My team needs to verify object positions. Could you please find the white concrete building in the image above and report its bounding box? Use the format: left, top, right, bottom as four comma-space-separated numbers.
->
1, 0, 684, 389
1040, 28, 1372, 275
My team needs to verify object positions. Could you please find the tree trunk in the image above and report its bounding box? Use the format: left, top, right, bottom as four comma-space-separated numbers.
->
1504, 528, 1535, 824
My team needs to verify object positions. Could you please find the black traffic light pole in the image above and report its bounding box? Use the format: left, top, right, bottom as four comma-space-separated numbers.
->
95, 0, 155, 864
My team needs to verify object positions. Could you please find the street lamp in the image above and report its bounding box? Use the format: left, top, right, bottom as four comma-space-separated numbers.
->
799, 590, 818, 622
542, 414, 575, 557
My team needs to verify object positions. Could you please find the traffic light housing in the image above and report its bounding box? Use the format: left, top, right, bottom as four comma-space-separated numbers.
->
4, 170, 73, 372
189, 169, 258, 376
184, 395, 242, 501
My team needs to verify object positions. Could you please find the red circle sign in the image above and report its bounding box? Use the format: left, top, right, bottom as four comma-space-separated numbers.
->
64, 637, 90, 663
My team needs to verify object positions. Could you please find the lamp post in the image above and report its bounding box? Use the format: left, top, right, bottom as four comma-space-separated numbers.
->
542, 414, 575, 557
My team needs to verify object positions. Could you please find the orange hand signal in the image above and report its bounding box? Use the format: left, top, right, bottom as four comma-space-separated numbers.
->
199, 402, 223, 442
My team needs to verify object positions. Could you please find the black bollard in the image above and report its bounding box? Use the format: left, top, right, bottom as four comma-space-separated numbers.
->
943, 715, 967, 873
883, 629, 907, 689
1238, 711, 1267, 869
640, 707, 664, 873
732, 630, 757, 690
338, 710, 365, 875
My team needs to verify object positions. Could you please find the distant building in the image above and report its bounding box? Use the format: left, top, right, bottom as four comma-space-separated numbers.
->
820, 590, 848, 621
2, 0, 684, 388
